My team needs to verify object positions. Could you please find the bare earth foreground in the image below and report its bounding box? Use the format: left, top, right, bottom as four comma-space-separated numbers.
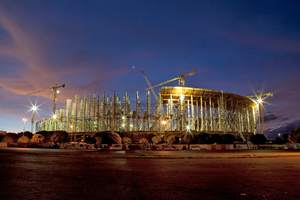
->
0, 148, 299, 200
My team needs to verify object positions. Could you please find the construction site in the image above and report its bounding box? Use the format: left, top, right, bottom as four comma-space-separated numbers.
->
32, 71, 272, 140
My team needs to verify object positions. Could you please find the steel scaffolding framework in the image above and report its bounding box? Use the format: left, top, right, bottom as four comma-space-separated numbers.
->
36, 87, 259, 135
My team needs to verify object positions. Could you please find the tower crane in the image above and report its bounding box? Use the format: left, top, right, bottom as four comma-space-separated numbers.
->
27, 83, 66, 115
247, 90, 273, 136
145, 70, 196, 91
141, 71, 158, 101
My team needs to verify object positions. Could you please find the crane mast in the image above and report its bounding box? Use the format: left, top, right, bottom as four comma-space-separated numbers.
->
247, 90, 273, 135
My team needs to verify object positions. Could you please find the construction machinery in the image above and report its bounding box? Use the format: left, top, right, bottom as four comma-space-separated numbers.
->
27, 83, 66, 115
145, 70, 196, 91
247, 90, 273, 135
141, 71, 158, 100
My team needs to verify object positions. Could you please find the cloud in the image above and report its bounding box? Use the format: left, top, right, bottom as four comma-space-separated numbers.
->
265, 120, 300, 138
263, 114, 278, 123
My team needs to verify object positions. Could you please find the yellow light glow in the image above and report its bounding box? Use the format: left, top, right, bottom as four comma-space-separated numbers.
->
53, 115, 57, 119
180, 94, 185, 100
22, 118, 27, 122
162, 121, 167, 125
257, 99, 262, 104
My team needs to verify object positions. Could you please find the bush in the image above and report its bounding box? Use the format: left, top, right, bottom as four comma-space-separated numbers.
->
133, 133, 155, 144
182, 135, 194, 144
37, 131, 54, 142
196, 133, 210, 144
17, 136, 30, 143
18, 131, 33, 139
251, 134, 267, 145
50, 131, 69, 143
275, 137, 284, 144
94, 132, 121, 145
85, 137, 96, 144
1, 133, 19, 143
209, 134, 221, 144
167, 135, 180, 144
152, 135, 162, 144
139, 138, 148, 144
123, 137, 132, 144
30, 134, 45, 143
222, 134, 235, 144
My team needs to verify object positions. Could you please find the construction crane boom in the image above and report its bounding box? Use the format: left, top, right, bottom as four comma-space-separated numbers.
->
141, 71, 157, 100
145, 70, 196, 90
27, 83, 66, 115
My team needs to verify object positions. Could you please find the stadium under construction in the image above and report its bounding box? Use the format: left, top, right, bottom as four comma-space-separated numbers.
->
35, 85, 262, 140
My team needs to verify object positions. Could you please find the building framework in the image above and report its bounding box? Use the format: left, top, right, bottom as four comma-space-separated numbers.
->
36, 87, 260, 136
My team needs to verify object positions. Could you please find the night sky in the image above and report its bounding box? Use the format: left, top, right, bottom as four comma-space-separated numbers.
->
0, 0, 299, 138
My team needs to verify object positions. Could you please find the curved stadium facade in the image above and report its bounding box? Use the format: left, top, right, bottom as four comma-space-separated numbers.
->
35, 86, 260, 139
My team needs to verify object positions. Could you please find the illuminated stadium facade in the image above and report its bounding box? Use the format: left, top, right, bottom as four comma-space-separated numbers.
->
35, 86, 260, 138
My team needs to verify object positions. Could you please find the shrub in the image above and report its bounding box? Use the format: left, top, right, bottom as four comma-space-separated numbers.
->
50, 131, 69, 143
167, 135, 180, 144
152, 135, 162, 144
123, 137, 132, 144
94, 132, 121, 144
222, 134, 235, 144
139, 138, 148, 144
30, 134, 45, 143
17, 136, 30, 143
85, 137, 96, 144
18, 131, 33, 139
196, 133, 210, 144
109, 132, 122, 144
1, 133, 19, 143
209, 134, 221, 144
38, 131, 54, 142
251, 134, 267, 145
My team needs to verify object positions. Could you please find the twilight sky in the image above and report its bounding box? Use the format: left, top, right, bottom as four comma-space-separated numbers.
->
0, 0, 299, 138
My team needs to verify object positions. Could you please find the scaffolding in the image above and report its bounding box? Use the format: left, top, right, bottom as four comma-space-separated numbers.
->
36, 87, 259, 136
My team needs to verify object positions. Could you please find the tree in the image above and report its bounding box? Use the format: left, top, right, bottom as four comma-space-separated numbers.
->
251, 134, 267, 145
274, 137, 284, 144
109, 132, 122, 144
37, 131, 54, 142
17, 136, 30, 143
222, 134, 235, 144
94, 132, 121, 145
152, 135, 162, 144
85, 137, 96, 144
18, 131, 33, 139
197, 133, 210, 144
50, 131, 69, 143
1, 133, 19, 143
122, 137, 132, 144
139, 138, 148, 144
167, 135, 180, 144
30, 134, 45, 143
209, 134, 221, 144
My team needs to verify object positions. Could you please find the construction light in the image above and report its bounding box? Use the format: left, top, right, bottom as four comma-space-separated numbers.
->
180, 94, 185, 100
53, 115, 57, 119
257, 99, 262, 104
31, 105, 37, 111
